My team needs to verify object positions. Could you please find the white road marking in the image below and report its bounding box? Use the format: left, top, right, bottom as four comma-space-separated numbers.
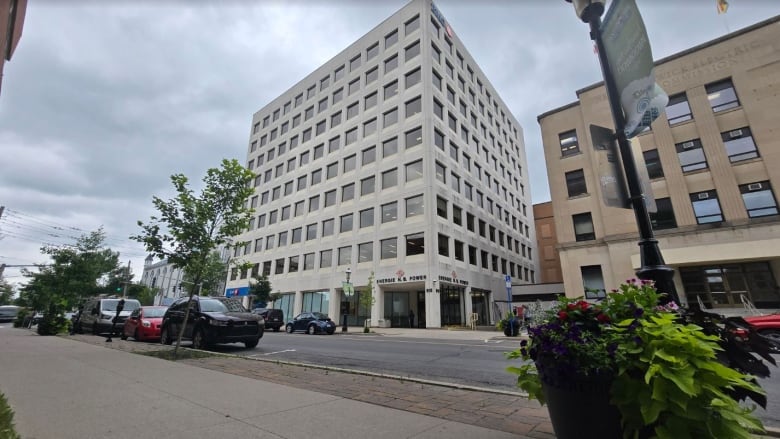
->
258, 349, 297, 356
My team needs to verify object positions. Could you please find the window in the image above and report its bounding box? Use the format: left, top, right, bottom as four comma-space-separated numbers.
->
306, 223, 317, 240
348, 78, 360, 95
666, 92, 692, 124
644, 149, 664, 179
345, 127, 358, 145
364, 118, 377, 136
292, 114, 301, 128
365, 66, 378, 84
448, 113, 457, 131
438, 234, 449, 257
362, 146, 376, 165
358, 242, 373, 262
266, 235, 276, 250
435, 161, 446, 184
328, 136, 341, 153
450, 172, 460, 192
331, 111, 342, 127
437, 197, 447, 218
433, 98, 443, 119
385, 29, 398, 48
340, 213, 353, 233
278, 231, 288, 246
581, 266, 606, 299
333, 88, 343, 104
381, 168, 398, 189
334, 65, 345, 81
381, 238, 397, 259
449, 143, 458, 161
366, 42, 379, 60
690, 190, 723, 224
434, 129, 444, 150
405, 15, 420, 35
322, 218, 335, 236
383, 137, 398, 157
305, 106, 314, 121
349, 54, 361, 72
304, 253, 315, 270
289, 256, 299, 272
302, 128, 312, 143
347, 102, 359, 119
565, 169, 587, 197
294, 200, 305, 216
405, 159, 423, 182
384, 80, 399, 99
342, 183, 355, 202
405, 68, 421, 88
405, 96, 421, 118
320, 76, 330, 91
405, 127, 422, 149
384, 54, 398, 73
292, 227, 302, 243
650, 197, 677, 230
432, 71, 442, 91
308, 195, 320, 212
405, 40, 420, 61
406, 195, 424, 217
740, 181, 778, 218
300, 150, 310, 165
320, 250, 332, 268
559, 130, 579, 157
466, 213, 474, 231
361, 176, 375, 196
453, 240, 464, 261
573, 212, 595, 241
676, 139, 707, 172
382, 108, 398, 128
722, 127, 758, 162
294, 94, 303, 107
316, 120, 326, 136
338, 246, 351, 266
343, 154, 356, 173
318, 98, 328, 113
706, 78, 739, 112
406, 233, 424, 256
326, 162, 338, 179
360, 207, 374, 229
365, 91, 377, 110
381, 202, 398, 223
311, 168, 322, 185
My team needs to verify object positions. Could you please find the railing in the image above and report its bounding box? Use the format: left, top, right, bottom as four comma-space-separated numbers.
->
740, 294, 762, 316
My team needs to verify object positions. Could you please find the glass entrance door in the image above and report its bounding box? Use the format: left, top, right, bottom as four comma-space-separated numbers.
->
440, 285, 463, 326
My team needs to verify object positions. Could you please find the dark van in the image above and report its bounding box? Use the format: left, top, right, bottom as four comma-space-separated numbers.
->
253, 308, 284, 332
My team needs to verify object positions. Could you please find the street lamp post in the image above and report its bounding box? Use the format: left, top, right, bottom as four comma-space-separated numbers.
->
342, 267, 351, 332
564, 0, 680, 305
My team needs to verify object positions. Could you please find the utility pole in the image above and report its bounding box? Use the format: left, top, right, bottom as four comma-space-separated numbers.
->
0, 205, 5, 220
122, 260, 131, 297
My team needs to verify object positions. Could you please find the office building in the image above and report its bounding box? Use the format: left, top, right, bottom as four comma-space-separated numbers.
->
227, 0, 535, 328
0, 0, 27, 96
538, 16, 780, 310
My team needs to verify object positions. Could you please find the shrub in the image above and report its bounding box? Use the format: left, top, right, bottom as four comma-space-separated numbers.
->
0, 392, 20, 439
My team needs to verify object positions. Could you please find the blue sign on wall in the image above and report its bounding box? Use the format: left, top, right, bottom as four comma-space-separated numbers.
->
225, 287, 250, 297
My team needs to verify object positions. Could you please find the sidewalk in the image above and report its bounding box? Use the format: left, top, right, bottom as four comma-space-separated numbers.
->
0, 327, 552, 439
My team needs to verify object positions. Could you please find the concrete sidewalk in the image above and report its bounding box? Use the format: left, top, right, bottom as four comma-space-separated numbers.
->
0, 328, 540, 439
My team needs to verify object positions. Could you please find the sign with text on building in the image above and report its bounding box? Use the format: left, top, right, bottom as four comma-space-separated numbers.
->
225, 286, 250, 297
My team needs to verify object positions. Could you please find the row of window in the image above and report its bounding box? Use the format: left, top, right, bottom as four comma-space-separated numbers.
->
558, 78, 741, 158
572, 180, 779, 241
232, 233, 535, 284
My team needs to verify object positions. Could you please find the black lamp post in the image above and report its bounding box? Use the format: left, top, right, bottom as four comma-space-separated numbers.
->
105, 298, 125, 342
564, 0, 680, 305
342, 267, 351, 332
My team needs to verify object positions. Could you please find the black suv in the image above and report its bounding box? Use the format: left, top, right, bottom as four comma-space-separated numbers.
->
160, 296, 263, 349
252, 308, 284, 332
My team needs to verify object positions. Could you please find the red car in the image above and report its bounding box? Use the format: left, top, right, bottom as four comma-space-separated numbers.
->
121, 306, 167, 342
731, 313, 780, 353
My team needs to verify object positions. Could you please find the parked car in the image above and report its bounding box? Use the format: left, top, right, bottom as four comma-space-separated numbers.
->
285, 312, 337, 335
77, 297, 142, 335
252, 308, 284, 332
0, 305, 20, 323
121, 306, 168, 342
160, 296, 263, 349
731, 313, 780, 353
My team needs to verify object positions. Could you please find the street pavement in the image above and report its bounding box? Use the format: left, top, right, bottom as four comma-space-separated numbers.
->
0, 326, 552, 439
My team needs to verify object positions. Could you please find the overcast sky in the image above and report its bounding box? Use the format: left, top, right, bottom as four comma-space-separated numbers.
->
1, 0, 778, 286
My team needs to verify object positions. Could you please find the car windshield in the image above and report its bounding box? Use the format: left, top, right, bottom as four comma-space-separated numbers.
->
143, 307, 167, 318
312, 312, 329, 320
103, 300, 140, 312
199, 299, 229, 313
219, 298, 248, 313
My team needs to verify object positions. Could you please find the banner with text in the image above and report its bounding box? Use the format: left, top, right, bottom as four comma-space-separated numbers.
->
601, 0, 668, 138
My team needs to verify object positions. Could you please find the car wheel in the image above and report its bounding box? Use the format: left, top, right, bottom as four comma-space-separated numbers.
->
120, 331, 128, 340
244, 338, 260, 349
307, 325, 317, 335
192, 328, 208, 350
285, 324, 294, 333
326, 329, 334, 335
160, 326, 173, 345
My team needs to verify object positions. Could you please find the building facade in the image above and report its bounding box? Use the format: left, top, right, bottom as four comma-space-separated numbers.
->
0, 0, 27, 96
227, 0, 535, 328
538, 17, 780, 310
140, 255, 185, 306
533, 201, 563, 284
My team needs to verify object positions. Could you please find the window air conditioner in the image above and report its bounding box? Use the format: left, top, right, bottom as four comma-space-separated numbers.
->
682, 141, 695, 149
698, 192, 710, 200
748, 183, 763, 191
729, 129, 743, 138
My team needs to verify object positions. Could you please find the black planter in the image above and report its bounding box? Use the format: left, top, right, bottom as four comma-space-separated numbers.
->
502, 319, 520, 337
541, 374, 622, 439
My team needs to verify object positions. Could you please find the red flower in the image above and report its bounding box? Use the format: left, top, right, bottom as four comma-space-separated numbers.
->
558, 311, 569, 320
567, 303, 576, 311
597, 313, 611, 323
578, 301, 589, 311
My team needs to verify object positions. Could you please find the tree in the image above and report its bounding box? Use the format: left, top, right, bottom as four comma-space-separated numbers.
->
248, 275, 272, 308
0, 279, 14, 306
17, 229, 121, 335
131, 159, 254, 356
359, 271, 376, 333
182, 251, 226, 297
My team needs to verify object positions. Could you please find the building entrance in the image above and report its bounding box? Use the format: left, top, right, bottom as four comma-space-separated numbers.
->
440, 284, 464, 326
680, 262, 780, 309
470, 289, 490, 325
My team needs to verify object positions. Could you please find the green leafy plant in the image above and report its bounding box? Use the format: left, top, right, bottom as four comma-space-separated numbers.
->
506, 280, 767, 438
0, 392, 20, 439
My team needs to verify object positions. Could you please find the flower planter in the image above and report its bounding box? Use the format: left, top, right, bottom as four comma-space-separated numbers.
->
502, 319, 520, 337
541, 373, 622, 439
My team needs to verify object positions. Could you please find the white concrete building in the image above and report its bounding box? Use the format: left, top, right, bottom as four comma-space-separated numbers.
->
140, 255, 184, 306
227, 0, 535, 328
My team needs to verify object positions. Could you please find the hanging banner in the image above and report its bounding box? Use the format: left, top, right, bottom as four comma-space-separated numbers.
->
601, 0, 668, 138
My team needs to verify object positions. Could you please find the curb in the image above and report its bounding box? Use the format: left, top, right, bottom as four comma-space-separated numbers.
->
766, 427, 780, 438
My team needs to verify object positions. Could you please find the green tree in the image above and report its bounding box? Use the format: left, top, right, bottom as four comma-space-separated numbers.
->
359, 271, 376, 333
0, 279, 14, 306
249, 274, 272, 308
131, 159, 254, 355
17, 229, 120, 335
182, 251, 226, 297
128, 284, 156, 306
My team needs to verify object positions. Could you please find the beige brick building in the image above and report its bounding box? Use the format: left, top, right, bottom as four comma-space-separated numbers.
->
538, 16, 780, 310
